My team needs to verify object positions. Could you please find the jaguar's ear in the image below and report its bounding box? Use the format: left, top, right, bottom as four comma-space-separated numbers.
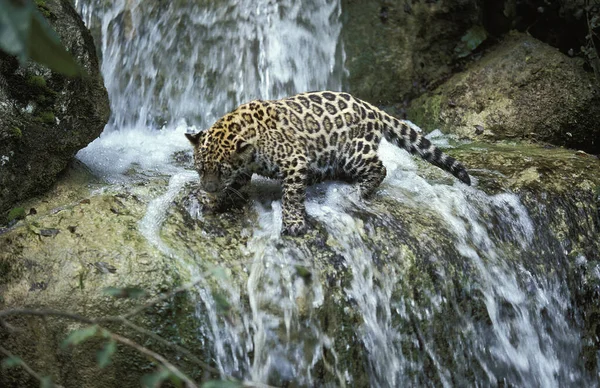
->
185, 131, 204, 146
235, 138, 252, 154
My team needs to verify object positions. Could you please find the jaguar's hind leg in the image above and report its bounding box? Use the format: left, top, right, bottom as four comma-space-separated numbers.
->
343, 154, 387, 199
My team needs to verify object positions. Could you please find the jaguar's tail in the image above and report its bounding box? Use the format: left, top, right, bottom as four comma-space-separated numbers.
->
382, 116, 471, 185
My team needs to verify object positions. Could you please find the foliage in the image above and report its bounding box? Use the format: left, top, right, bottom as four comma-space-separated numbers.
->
61, 325, 99, 348
0, 0, 82, 76
0, 270, 258, 387
96, 340, 117, 368
141, 367, 173, 388
1, 356, 23, 369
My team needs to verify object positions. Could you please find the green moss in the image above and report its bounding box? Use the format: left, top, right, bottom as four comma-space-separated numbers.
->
11, 127, 22, 138
27, 75, 47, 88
407, 93, 444, 132
37, 111, 56, 124
35, 0, 53, 18
7, 207, 26, 222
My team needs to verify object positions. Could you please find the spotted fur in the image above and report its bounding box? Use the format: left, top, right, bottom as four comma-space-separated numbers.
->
186, 91, 471, 236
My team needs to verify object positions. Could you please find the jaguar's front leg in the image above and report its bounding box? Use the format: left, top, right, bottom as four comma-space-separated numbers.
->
281, 164, 309, 236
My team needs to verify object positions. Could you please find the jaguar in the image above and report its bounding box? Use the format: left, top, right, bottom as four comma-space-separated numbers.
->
186, 91, 471, 236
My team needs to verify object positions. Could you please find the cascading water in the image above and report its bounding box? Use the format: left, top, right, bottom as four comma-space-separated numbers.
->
72, 1, 598, 386
76, 0, 344, 131
75, 0, 344, 181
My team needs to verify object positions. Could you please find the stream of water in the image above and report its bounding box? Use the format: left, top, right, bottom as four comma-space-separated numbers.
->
74, 1, 596, 386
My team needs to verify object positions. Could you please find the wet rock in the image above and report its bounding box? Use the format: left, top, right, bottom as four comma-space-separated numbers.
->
0, 173, 197, 387
342, 0, 480, 104
1, 141, 600, 386
407, 32, 600, 153
0, 0, 110, 224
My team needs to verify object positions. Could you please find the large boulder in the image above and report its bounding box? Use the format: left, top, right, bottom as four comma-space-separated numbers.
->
342, 0, 481, 104
1, 141, 599, 386
0, 0, 110, 223
407, 32, 600, 153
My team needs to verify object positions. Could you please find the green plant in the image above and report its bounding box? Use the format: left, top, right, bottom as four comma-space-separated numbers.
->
0, 267, 268, 388
0, 0, 82, 76
6, 207, 26, 222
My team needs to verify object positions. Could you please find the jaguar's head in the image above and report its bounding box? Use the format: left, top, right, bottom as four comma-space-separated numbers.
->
185, 125, 252, 194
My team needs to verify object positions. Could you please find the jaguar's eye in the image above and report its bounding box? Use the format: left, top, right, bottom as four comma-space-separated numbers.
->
219, 164, 231, 175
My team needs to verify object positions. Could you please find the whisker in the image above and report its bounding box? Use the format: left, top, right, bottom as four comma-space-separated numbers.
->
226, 186, 246, 201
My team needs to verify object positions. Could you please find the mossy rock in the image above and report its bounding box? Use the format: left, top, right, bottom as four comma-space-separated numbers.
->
407, 32, 600, 153
26, 75, 47, 88
2, 142, 599, 385
35, 0, 54, 18
0, 0, 109, 224
40, 111, 56, 124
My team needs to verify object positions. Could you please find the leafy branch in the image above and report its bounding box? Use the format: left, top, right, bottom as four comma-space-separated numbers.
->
0, 267, 277, 388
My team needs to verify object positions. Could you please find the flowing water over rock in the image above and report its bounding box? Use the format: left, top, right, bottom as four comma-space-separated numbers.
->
68, 1, 599, 386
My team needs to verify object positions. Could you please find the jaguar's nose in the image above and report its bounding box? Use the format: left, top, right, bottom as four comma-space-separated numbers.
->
202, 180, 218, 193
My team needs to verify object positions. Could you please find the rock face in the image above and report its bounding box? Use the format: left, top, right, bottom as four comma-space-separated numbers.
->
407, 32, 600, 153
342, 0, 480, 104
0, 0, 110, 223
1, 142, 599, 386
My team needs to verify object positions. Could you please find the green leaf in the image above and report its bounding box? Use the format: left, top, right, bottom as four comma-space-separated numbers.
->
1, 356, 23, 369
454, 25, 488, 58
7, 207, 26, 222
103, 286, 146, 299
61, 325, 98, 348
96, 340, 116, 368
141, 368, 172, 388
201, 379, 242, 388
0, 0, 82, 76
40, 376, 53, 388
29, 8, 82, 76
0, 0, 33, 62
167, 373, 183, 388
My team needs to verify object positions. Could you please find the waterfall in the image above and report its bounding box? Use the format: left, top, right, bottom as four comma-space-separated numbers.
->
75, 0, 344, 182
73, 1, 596, 386
75, 0, 344, 131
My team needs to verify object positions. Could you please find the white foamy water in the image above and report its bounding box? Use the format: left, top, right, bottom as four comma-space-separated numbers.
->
77, 122, 193, 182
134, 136, 585, 386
